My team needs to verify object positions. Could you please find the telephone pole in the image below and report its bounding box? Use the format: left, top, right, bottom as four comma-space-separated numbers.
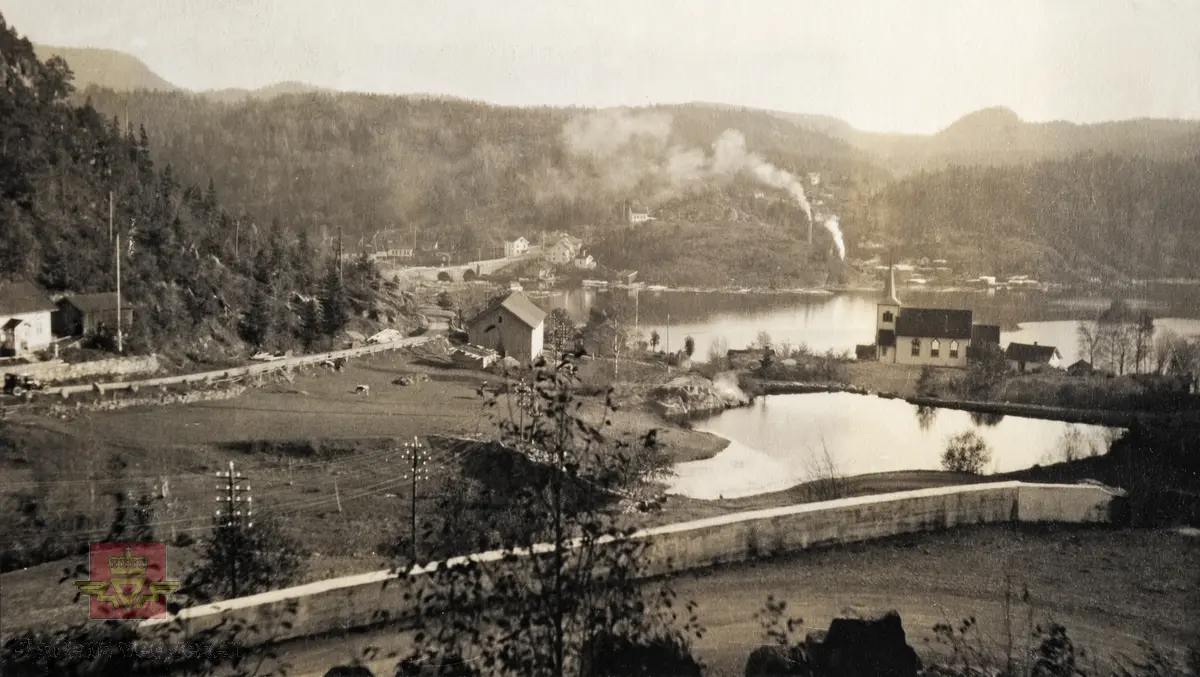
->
400, 438, 430, 563
115, 233, 123, 353
108, 191, 114, 242
215, 461, 252, 598
337, 226, 344, 283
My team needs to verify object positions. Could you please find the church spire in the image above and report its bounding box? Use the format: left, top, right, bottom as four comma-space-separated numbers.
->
882, 258, 901, 306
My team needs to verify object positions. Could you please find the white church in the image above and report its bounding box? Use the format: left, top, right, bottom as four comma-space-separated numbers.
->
872, 265, 999, 369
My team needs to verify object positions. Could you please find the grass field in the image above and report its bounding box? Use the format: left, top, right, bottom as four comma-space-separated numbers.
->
0, 348, 727, 634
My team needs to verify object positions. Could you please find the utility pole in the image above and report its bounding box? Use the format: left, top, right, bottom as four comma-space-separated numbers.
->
215, 461, 251, 598
401, 438, 430, 563
108, 191, 114, 242
115, 233, 123, 353
235, 220, 240, 261
337, 226, 344, 283
666, 313, 671, 375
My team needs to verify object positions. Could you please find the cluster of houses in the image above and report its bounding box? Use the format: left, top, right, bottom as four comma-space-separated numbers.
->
860, 266, 1064, 374
502, 232, 597, 271
0, 280, 133, 359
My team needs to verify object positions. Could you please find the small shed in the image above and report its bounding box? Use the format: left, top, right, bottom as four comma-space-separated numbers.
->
1066, 359, 1094, 377
615, 270, 639, 285
855, 344, 877, 361
53, 292, 133, 337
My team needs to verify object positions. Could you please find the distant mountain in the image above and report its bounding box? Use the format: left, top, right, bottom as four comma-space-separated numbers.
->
200, 81, 333, 103
699, 102, 1200, 176
33, 44, 178, 92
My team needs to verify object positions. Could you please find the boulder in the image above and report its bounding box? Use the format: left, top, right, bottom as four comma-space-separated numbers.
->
323, 666, 374, 677
745, 644, 814, 677
744, 612, 919, 677
810, 611, 920, 677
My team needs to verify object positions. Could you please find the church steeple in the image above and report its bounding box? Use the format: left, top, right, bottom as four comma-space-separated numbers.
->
882, 261, 901, 306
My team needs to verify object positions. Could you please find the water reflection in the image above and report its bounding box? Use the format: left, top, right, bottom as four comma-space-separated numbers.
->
969, 411, 1006, 427
667, 392, 1122, 500
916, 405, 938, 431
533, 288, 1200, 365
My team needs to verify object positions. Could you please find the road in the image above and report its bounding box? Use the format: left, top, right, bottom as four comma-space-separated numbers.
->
194, 525, 1196, 677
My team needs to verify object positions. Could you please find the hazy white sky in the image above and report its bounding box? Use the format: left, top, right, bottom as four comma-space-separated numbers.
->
3, 0, 1198, 134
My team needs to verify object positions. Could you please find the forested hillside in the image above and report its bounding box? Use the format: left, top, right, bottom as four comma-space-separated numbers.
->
76, 88, 881, 249
869, 153, 1200, 280
2, 16, 380, 364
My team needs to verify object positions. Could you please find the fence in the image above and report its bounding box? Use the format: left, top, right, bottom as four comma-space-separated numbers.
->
31, 337, 432, 399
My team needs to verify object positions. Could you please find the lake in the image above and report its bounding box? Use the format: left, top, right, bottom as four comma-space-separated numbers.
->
666, 392, 1120, 500
534, 286, 1200, 365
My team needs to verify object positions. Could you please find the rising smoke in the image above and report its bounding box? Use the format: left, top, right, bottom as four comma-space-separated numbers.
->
824, 215, 845, 260
556, 109, 813, 223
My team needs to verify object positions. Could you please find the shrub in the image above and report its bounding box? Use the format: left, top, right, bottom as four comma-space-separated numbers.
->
942, 431, 992, 474
916, 365, 940, 397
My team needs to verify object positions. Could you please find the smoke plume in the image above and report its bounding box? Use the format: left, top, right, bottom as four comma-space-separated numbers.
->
823, 215, 845, 260
552, 109, 813, 222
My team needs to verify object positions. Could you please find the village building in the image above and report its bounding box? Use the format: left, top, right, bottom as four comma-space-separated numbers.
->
0, 280, 56, 358
52, 292, 133, 337
545, 235, 584, 265
573, 251, 596, 270
614, 270, 638, 285
1005, 342, 1062, 373
874, 265, 989, 369
504, 237, 530, 258
465, 292, 546, 364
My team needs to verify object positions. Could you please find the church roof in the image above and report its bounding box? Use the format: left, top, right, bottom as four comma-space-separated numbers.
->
895, 308, 973, 339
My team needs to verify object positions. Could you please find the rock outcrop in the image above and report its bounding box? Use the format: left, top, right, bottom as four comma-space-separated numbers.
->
651, 371, 750, 420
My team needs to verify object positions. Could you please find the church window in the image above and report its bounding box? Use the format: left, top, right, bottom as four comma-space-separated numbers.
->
930, 339, 940, 358
950, 340, 959, 358
910, 338, 921, 357
882, 311, 894, 323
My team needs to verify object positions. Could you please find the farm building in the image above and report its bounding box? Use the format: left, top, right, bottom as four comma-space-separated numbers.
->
0, 280, 55, 358
465, 292, 546, 364
53, 292, 133, 337
1005, 342, 1062, 373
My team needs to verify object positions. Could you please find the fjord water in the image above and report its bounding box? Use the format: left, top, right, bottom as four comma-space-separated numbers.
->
538, 286, 1200, 363
667, 392, 1120, 500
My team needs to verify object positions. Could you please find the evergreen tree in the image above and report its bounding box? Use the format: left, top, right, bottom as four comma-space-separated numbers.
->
298, 299, 322, 350
319, 262, 350, 336
240, 284, 273, 347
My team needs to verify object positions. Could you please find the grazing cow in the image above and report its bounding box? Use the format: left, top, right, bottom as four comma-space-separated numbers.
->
355, 384, 370, 395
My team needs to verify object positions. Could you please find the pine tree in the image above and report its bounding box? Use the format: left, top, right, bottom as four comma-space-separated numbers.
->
319, 262, 350, 336
298, 299, 322, 350
241, 284, 273, 347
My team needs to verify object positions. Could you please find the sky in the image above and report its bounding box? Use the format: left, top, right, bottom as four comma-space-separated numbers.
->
2, 0, 1199, 134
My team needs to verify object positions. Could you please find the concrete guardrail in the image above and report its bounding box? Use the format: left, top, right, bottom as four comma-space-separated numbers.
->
137, 480, 1125, 647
